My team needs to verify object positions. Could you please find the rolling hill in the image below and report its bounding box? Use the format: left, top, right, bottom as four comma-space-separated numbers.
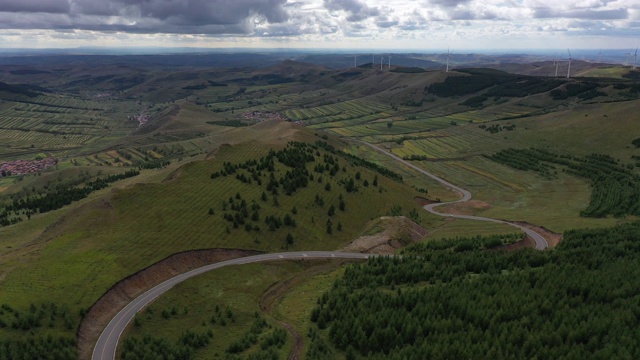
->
0, 55, 639, 359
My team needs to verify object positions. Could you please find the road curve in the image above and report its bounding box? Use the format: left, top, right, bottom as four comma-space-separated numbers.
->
92, 251, 372, 360
93, 141, 549, 360
359, 141, 549, 250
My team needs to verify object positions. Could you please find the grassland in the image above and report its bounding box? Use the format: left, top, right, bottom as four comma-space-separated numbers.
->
577, 66, 631, 78
121, 260, 350, 359
0, 123, 428, 356
1, 60, 639, 358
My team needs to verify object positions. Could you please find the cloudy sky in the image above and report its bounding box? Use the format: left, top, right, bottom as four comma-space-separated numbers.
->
0, 0, 638, 50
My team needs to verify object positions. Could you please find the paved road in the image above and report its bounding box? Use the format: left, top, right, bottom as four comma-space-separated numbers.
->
93, 142, 549, 360
360, 141, 549, 250
92, 251, 371, 360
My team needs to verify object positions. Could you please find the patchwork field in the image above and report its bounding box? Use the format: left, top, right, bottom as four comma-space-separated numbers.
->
0, 94, 145, 160
1, 61, 639, 359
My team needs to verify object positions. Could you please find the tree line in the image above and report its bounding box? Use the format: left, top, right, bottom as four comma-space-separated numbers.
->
0, 169, 139, 227
308, 222, 640, 360
426, 70, 564, 98
487, 148, 640, 217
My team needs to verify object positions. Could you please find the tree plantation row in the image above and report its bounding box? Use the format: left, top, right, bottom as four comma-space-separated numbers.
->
487, 148, 640, 217
308, 222, 640, 360
0, 169, 140, 227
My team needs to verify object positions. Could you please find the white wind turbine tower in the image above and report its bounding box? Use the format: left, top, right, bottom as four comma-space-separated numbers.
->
554, 57, 559, 77
634, 47, 638, 70
566, 49, 572, 79
372, 54, 375, 69
445, 48, 451, 72
380, 55, 384, 71
388, 55, 391, 70
625, 50, 631, 66
354, 55, 357, 68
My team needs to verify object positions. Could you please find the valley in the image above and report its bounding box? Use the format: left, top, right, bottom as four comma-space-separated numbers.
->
0, 53, 639, 360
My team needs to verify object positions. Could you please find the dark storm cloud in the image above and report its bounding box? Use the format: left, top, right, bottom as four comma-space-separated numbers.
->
0, 0, 289, 34
324, 0, 380, 22
534, 7, 628, 20
0, 0, 70, 13
74, 0, 288, 25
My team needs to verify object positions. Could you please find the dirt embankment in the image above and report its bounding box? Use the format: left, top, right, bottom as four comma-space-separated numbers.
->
498, 233, 537, 251
77, 248, 262, 360
414, 196, 438, 207
495, 221, 563, 251
341, 216, 427, 254
512, 221, 563, 248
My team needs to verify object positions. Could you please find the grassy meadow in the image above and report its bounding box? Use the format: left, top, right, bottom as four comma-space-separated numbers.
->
0, 62, 639, 358
0, 122, 427, 354
121, 260, 351, 359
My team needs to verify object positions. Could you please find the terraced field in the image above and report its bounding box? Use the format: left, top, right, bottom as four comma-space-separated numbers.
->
0, 94, 142, 160
286, 97, 393, 125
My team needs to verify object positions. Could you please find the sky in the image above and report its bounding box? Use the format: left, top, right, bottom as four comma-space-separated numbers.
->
0, 0, 638, 51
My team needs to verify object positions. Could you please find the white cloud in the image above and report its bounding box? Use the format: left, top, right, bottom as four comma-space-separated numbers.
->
0, 0, 636, 49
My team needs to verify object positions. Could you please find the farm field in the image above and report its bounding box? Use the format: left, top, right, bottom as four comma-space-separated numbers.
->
1, 58, 639, 359
0, 93, 144, 161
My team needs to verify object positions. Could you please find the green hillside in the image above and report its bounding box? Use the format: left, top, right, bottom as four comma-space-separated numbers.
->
307, 222, 640, 360
1, 60, 639, 359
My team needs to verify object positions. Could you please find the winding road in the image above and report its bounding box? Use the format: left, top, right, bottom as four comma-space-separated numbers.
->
360, 141, 548, 250
92, 252, 371, 360
92, 141, 548, 360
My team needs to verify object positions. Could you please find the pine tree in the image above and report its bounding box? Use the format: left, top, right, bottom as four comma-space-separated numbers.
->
328, 205, 336, 216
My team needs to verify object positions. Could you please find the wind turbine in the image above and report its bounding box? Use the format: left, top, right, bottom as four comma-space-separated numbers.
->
626, 51, 631, 66
380, 56, 384, 71
372, 54, 375, 69
388, 55, 391, 70
554, 57, 559, 77
354, 55, 357, 68
445, 48, 451, 73
566, 49, 572, 79
634, 47, 638, 70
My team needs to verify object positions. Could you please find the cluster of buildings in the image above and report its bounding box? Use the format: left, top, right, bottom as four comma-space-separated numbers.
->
241, 111, 288, 122
240, 111, 304, 126
0, 157, 58, 177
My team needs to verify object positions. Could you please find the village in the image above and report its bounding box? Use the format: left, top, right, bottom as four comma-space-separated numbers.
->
240, 110, 303, 125
0, 157, 58, 177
